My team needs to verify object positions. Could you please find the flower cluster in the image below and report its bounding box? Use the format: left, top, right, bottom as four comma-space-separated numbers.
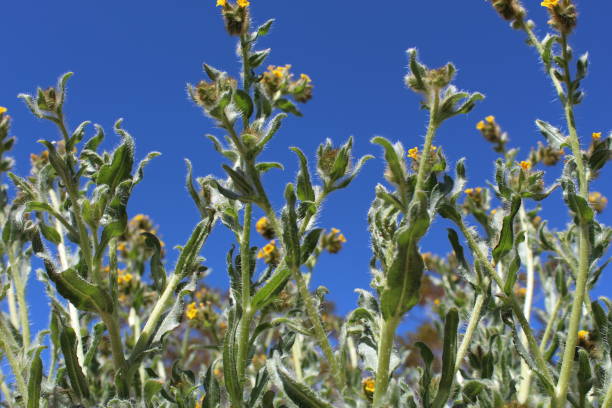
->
261, 64, 313, 103
257, 240, 280, 265
322, 228, 347, 254
476, 115, 508, 153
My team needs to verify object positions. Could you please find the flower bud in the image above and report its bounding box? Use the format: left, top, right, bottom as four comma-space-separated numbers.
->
490, 0, 526, 27
322, 228, 346, 254
217, 0, 250, 36
588, 191, 607, 213
255, 217, 275, 240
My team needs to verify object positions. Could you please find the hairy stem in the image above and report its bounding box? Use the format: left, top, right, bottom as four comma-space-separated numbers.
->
454, 293, 485, 374
8, 248, 29, 351
540, 296, 563, 352
414, 91, 440, 196
0, 318, 27, 404
602, 380, 612, 408
554, 34, 591, 408
372, 316, 400, 407
237, 203, 254, 386
293, 269, 345, 389
517, 206, 536, 403
457, 220, 555, 390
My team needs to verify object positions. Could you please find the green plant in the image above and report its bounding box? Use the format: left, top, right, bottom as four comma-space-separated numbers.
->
0, 0, 610, 407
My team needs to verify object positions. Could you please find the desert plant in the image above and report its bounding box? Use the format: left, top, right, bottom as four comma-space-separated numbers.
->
0, 0, 610, 407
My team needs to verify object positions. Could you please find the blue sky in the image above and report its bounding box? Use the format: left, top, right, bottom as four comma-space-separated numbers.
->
1, 1, 610, 334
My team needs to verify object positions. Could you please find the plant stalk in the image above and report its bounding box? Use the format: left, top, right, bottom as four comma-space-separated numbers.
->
454, 293, 485, 374
237, 203, 254, 386
517, 206, 536, 403
372, 316, 400, 407
0, 318, 27, 404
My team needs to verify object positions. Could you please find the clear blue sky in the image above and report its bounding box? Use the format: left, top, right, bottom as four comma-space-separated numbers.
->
1, 1, 610, 334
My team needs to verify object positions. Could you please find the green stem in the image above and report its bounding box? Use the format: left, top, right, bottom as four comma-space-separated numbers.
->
454, 293, 485, 374
100, 311, 129, 397
237, 203, 253, 386
373, 89, 441, 406
457, 220, 555, 390
8, 249, 29, 351
0, 319, 27, 405
414, 91, 440, 195
540, 296, 563, 352
293, 269, 345, 389
554, 34, 591, 408
602, 380, 612, 408
517, 206, 536, 404
372, 316, 400, 407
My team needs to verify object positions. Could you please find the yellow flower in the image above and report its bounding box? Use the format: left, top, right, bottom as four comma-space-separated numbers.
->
237, 0, 250, 7
464, 188, 474, 195
117, 271, 133, 285
515, 287, 527, 297
300, 73, 312, 83
476, 120, 486, 131
407, 147, 419, 160
485, 115, 495, 123
433, 299, 441, 306
216, 0, 227, 6
186, 302, 198, 320
592, 132, 602, 140
519, 161, 532, 171
541, 0, 559, 9
578, 330, 589, 342
256, 217, 275, 239
362, 377, 375, 397
475, 187, 483, 193
0, 107, 7, 115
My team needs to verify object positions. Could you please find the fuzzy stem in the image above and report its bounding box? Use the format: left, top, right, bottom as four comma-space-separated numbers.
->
237, 204, 254, 386
100, 311, 129, 397
8, 248, 29, 351
457, 220, 555, 391
454, 293, 485, 374
372, 316, 401, 407
553, 34, 591, 408
6, 283, 19, 331
0, 319, 27, 405
602, 381, 612, 408
517, 206, 536, 403
414, 91, 440, 195
540, 296, 563, 352
373, 89, 441, 407
49, 189, 87, 369
293, 269, 345, 389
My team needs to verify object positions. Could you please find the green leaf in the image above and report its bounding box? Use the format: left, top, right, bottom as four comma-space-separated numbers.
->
68, 121, 90, 153
40, 222, 62, 245
447, 228, 469, 271
254, 19, 274, 38
223, 165, 255, 197
380, 214, 427, 320
301, 228, 323, 264
372, 136, 406, 197
143, 232, 166, 291
577, 349, 592, 398
174, 219, 213, 279
251, 268, 291, 311
248, 49, 271, 68
98, 180, 132, 259
144, 379, 164, 406
290, 147, 316, 202
96, 119, 135, 191
133, 151, 161, 186
234, 89, 254, 119
256, 113, 286, 153
27, 347, 44, 408
255, 162, 284, 173
536, 120, 567, 150
83, 124, 105, 152
269, 356, 333, 408
432, 308, 459, 408
223, 308, 242, 404
492, 197, 521, 263
60, 326, 90, 401
202, 362, 221, 408
275, 98, 302, 116
416, 342, 434, 406
281, 184, 301, 268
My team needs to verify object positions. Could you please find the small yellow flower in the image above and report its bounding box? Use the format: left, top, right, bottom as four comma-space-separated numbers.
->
117, 242, 127, 252
491, 209, 497, 215
519, 161, 532, 171
186, 302, 198, 320
362, 377, 376, 397
0, 107, 7, 115
475, 187, 483, 193
216, 0, 227, 7
541, 0, 559, 9
485, 115, 495, 123
407, 147, 419, 160
515, 287, 527, 297
465, 188, 474, 195
256, 217, 275, 239
433, 299, 441, 306
257, 241, 280, 264
588, 191, 608, 213
237, 0, 250, 7
300, 73, 312, 83
578, 330, 589, 342
117, 271, 133, 285
592, 132, 602, 140
476, 121, 486, 131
